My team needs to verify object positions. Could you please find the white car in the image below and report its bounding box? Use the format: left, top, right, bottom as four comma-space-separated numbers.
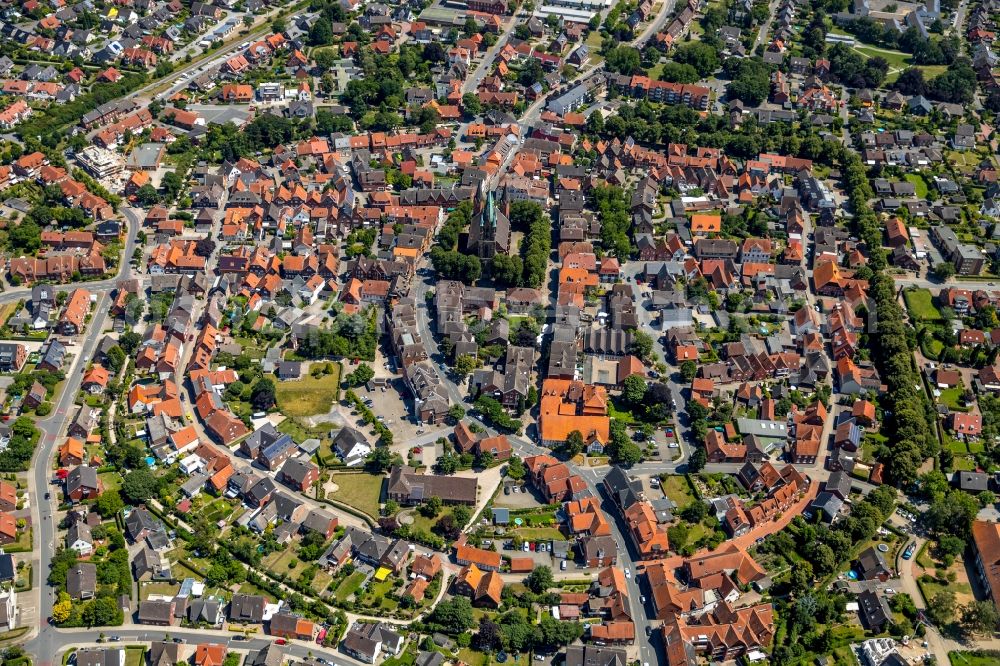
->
625, 568, 631, 579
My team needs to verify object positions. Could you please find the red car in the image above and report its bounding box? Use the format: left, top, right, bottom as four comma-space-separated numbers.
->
274, 639, 286, 646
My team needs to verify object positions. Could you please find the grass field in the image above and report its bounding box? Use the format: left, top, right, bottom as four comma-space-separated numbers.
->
950, 651, 1000, 666
333, 571, 367, 602
456, 649, 488, 666
906, 173, 929, 199
273, 366, 341, 417
277, 418, 334, 445
919, 576, 972, 606
311, 568, 334, 595
514, 527, 565, 541
124, 647, 145, 666
939, 387, 968, 411
854, 44, 911, 70
328, 472, 383, 518
263, 548, 308, 578
903, 289, 942, 321
661, 475, 695, 509
140, 581, 180, 600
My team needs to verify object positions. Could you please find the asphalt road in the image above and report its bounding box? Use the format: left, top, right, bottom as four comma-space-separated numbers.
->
27, 290, 113, 663
23, 209, 141, 663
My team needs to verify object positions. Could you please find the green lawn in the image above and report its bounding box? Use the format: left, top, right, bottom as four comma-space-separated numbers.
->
312, 568, 334, 595
202, 498, 236, 523
232, 337, 266, 360
952, 456, 976, 471
456, 649, 489, 666
919, 576, 972, 605
854, 44, 911, 70
661, 475, 695, 509
273, 366, 341, 417
277, 418, 335, 445
949, 651, 1000, 666
98, 472, 122, 491
140, 582, 180, 600
904, 289, 942, 321
263, 548, 308, 578
514, 527, 565, 541
608, 397, 637, 425
238, 581, 275, 601
946, 438, 971, 454
905, 173, 929, 199
124, 647, 145, 666
939, 387, 969, 411
328, 472, 383, 518
333, 571, 367, 602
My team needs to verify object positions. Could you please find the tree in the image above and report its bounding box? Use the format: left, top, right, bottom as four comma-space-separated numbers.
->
309, 20, 333, 46
656, 62, 701, 83
105, 346, 126, 374
96, 490, 124, 518
454, 354, 478, 378
461, 93, 482, 116
160, 170, 184, 201
928, 589, 956, 626
507, 456, 526, 480
490, 254, 523, 287
271, 17, 286, 33
933, 262, 956, 281
119, 330, 141, 355
194, 238, 216, 258
366, 447, 394, 473
52, 592, 72, 624
623, 374, 647, 404
961, 600, 1000, 635
673, 42, 720, 77
429, 597, 474, 634
726, 57, 770, 106
526, 565, 554, 593
121, 469, 159, 504
893, 67, 927, 95
250, 378, 276, 411
611, 438, 643, 466
346, 364, 374, 387
564, 430, 585, 457
688, 447, 707, 472
628, 331, 654, 361
604, 46, 642, 74
135, 184, 159, 206
452, 504, 472, 527
681, 499, 708, 523
680, 360, 697, 381
421, 495, 443, 518
474, 618, 503, 652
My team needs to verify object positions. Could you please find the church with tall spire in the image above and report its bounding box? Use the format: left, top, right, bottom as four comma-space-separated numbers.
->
467, 184, 511, 259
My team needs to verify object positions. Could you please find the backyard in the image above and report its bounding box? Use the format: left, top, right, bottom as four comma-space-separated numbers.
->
333, 570, 368, 603
903, 289, 942, 321
905, 173, 929, 199
327, 472, 383, 519
273, 365, 342, 417
660, 474, 696, 509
